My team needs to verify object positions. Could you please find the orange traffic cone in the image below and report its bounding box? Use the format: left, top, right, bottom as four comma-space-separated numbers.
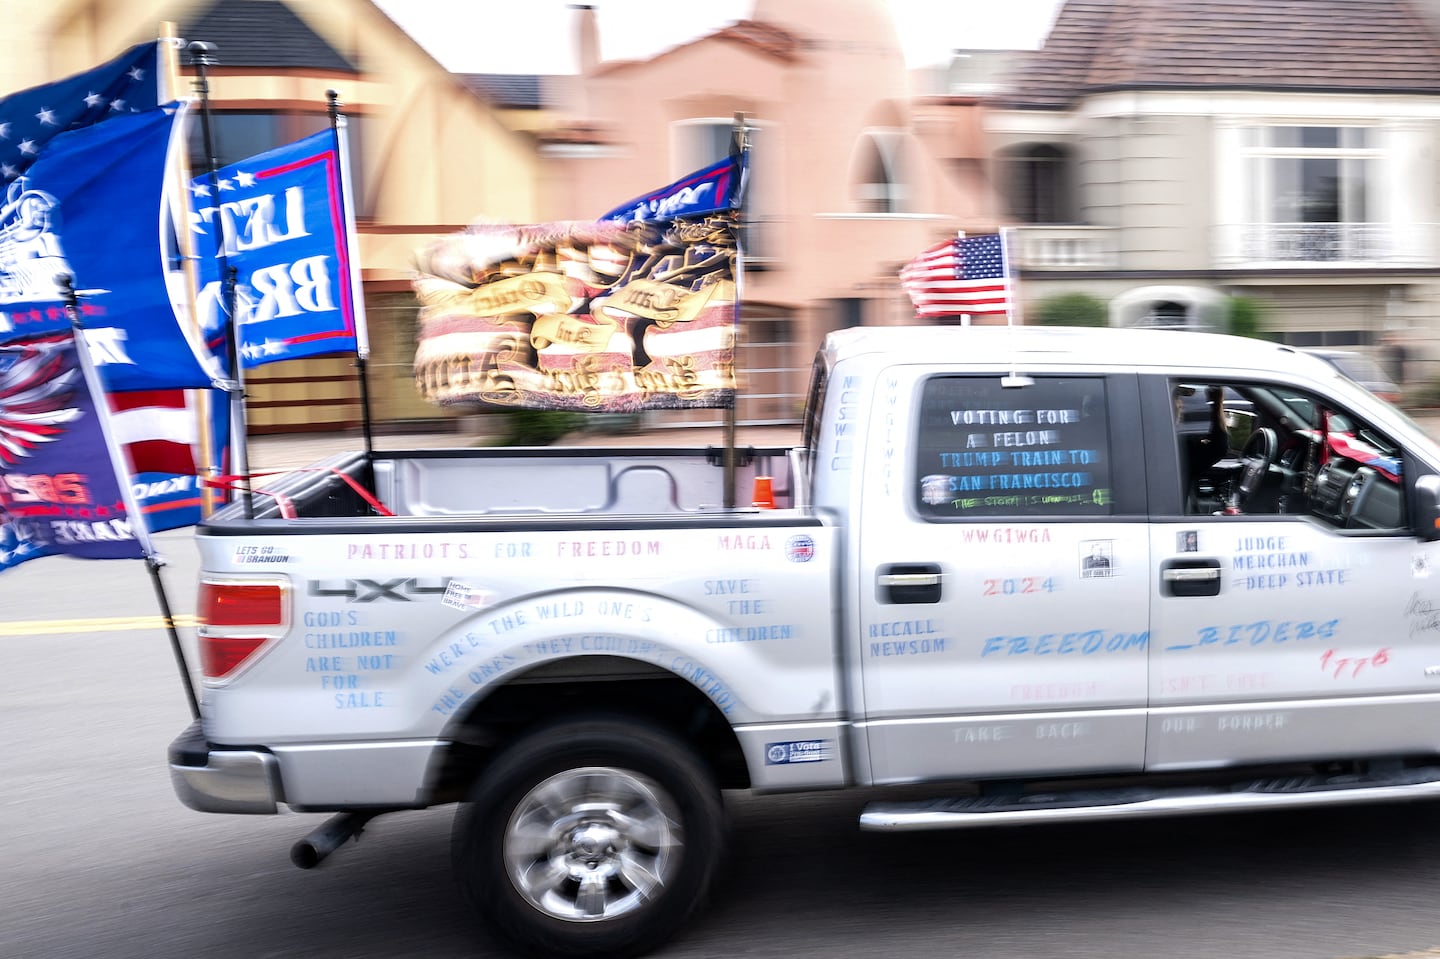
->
751, 476, 775, 509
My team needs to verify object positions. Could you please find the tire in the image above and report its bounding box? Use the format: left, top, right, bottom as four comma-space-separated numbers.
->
452, 717, 725, 959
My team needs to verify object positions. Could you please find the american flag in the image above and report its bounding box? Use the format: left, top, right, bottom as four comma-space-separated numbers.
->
109, 390, 203, 477
107, 389, 230, 529
900, 233, 1013, 318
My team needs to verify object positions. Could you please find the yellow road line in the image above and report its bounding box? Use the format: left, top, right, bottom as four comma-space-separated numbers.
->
0, 615, 200, 636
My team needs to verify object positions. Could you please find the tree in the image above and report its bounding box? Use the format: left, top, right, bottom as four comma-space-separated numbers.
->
1225, 296, 1267, 339
1034, 292, 1107, 327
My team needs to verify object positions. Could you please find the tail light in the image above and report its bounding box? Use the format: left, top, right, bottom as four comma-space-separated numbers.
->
198, 577, 290, 681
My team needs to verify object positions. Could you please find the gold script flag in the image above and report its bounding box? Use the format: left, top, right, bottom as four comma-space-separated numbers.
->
413, 152, 745, 412
412, 217, 737, 411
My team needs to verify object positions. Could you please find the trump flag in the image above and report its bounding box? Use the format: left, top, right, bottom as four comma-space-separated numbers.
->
108, 388, 230, 532
0, 102, 219, 391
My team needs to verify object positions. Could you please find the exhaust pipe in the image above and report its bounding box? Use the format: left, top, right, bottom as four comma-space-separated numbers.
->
290, 811, 378, 869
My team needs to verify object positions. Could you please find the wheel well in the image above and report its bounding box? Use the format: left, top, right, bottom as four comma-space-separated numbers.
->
428, 656, 750, 803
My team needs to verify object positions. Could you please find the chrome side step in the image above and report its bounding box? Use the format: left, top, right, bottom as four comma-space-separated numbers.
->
859, 767, 1440, 832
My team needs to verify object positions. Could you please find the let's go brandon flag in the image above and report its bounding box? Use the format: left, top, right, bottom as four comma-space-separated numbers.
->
190, 129, 359, 368
901, 233, 1013, 319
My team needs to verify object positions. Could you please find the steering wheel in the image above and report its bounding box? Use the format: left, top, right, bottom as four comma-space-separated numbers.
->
1237, 427, 1278, 504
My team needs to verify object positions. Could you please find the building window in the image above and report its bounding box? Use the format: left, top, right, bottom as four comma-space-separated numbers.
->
1003, 143, 1069, 224
1241, 125, 1380, 261
736, 311, 799, 424
852, 130, 907, 213
671, 118, 768, 261
673, 119, 737, 176
367, 290, 439, 422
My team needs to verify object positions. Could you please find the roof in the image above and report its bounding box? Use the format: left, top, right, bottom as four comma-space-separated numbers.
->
710, 19, 801, 61
820, 325, 1340, 381
997, 0, 1440, 108
180, 0, 358, 72
594, 18, 799, 75
459, 74, 545, 109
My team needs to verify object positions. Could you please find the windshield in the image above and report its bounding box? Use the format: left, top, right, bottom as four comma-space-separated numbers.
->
1327, 353, 1388, 384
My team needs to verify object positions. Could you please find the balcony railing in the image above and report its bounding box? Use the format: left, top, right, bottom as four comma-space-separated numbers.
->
1216, 223, 1440, 268
1008, 226, 1119, 271
1014, 223, 1440, 271
1236, 223, 1391, 263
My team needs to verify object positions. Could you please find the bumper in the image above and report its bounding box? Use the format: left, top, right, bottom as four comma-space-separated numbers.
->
168, 721, 282, 814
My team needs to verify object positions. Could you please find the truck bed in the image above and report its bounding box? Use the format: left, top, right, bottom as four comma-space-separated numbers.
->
209, 444, 803, 524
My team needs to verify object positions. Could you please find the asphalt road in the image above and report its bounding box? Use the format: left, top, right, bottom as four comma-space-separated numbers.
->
9, 533, 1440, 958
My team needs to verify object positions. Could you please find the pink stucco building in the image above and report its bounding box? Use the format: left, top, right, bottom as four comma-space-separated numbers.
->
538, 0, 1002, 424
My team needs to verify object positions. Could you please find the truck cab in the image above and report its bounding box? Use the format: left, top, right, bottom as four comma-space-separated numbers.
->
806, 326, 1440, 803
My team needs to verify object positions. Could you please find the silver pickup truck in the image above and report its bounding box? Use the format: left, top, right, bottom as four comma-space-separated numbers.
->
170, 325, 1440, 958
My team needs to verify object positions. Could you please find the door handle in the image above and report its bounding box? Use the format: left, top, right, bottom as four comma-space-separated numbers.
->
1161, 558, 1222, 597
879, 572, 941, 587
1163, 568, 1220, 583
878, 563, 942, 604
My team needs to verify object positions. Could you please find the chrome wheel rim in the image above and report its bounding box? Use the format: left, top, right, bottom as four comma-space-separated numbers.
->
504, 765, 682, 922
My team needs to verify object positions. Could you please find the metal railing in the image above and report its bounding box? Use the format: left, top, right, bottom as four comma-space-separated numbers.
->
1235, 223, 1393, 263
1012, 223, 1440, 270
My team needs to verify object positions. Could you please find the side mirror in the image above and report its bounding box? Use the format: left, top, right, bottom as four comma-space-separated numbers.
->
1415, 475, 1440, 542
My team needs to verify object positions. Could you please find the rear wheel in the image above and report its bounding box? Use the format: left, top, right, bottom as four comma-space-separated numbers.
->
453, 718, 724, 958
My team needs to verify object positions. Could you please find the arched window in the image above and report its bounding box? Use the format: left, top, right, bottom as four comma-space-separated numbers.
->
853, 130, 907, 214
1146, 301, 1190, 328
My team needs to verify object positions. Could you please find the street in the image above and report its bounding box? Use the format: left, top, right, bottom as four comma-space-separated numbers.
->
7, 529, 1440, 958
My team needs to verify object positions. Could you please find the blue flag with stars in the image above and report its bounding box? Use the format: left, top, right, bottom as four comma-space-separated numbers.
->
0, 42, 159, 189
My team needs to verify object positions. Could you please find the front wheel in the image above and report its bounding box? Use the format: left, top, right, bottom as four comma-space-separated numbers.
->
452, 718, 724, 959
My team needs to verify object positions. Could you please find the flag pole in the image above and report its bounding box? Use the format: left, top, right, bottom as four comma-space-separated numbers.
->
60, 274, 200, 720
161, 26, 223, 519
326, 90, 376, 482
999, 226, 1023, 326
724, 111, 750, 509
189, 40, 253, 519
998, 227, 1033, 388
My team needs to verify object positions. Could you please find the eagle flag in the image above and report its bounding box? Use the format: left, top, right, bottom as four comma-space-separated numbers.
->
0, 334, 148, 573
